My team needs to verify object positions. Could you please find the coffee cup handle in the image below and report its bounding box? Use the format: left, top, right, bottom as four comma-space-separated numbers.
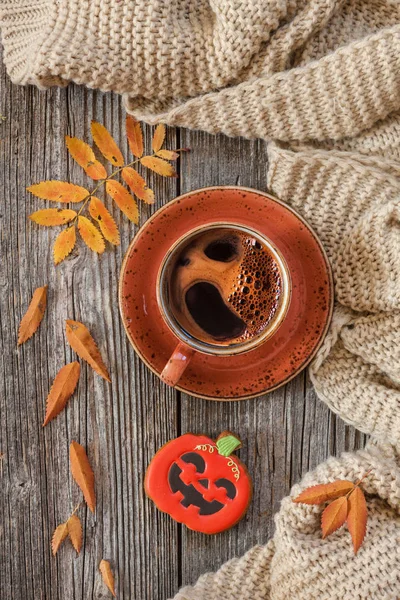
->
161, 342, 195, 387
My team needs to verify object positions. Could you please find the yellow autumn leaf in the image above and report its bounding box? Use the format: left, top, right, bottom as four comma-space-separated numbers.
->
152, 123, 166, 153
65, 319, 111, 381
140, 156, 177, 177
52, 522, 69, 556
106, 180, 139, 223
78, 216, 105, 254
89, 197, 120, 245
65, 136, 107, 180
29, 208, 77, 226
156, 149, 179, 160
70, 441, 96, 513
67, 514, 83, 554
18, 285, 47, 345
121, 167, 154, 205
43, 362, 81, 426
99, 560, 116, 597
54, 226, 76, 265
27, 181, 89, 203
126, 115, 143, 158
91, 121, 124, 167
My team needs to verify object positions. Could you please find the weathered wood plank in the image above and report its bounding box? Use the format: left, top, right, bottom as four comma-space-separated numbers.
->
0, 46, 180, 599
177, 129, 367, 586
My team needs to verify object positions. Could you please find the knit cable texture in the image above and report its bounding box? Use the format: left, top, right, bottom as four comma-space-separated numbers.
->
1, 0, 400, 598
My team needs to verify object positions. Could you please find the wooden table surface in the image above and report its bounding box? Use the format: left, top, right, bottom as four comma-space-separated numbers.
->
0, 48, 367, 600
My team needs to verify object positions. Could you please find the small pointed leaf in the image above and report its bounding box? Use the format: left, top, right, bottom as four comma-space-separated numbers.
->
78, 216, 105, 254
294, 480, 355, 505
52, 522, 68, 556
65, 320, 111, 381
91, 121, 124, 167
65, 136, 107, 180
106, 180, 139, 223
67, 514, 83, 554
54, 226, 76, 265
27, 181, 89, 203
156, 149, 179, 160
321, 496, 349, 538
347, 486, 368, 554
43, 362, 80, 425
121, 167, 154, 204
140, 156, 177, 177
29, 208, 77, 226
152, 123, 165, 153
126, 115, 143, 158
99, 560, 116, 597
18, 285, 47, 345
89, 197, 120, 245
70, 441, 96, 513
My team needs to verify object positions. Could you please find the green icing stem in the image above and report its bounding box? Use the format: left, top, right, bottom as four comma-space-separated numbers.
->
216, 434, 241, 457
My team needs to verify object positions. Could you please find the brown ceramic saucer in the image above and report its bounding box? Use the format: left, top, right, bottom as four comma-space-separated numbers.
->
119, 186, 333, 400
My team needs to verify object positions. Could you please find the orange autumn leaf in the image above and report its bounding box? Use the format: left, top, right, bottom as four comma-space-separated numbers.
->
293, 480, 355, 505
43, 362, 80, 426
65, 136, 107, 180
54, 226, 76, 265
70, 441, 96, 513
99, 560, 116, 597
65, 320, 111, 381
152, 123, 166, 153
27, 181, 89, 203
89, 197, 120, 245
121, 167, 155, 205
18, 285, 47, 345
347, 486, 368, 554
106, 179, 139, 223
29, 208, 77, 226
91, 122, 124, 167
156, 149, 179, 160
321, 496, 349, 538
78, 216, 105, 254
126, 115, 143, 158
67, 514, 83, 554
52, 522, 69, 556
140, 155, 177, 177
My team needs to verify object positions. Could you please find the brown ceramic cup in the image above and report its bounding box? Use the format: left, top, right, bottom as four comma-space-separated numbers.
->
156, 222, 291, 387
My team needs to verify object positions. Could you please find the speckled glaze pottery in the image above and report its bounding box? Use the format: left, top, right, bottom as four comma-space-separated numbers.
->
119, 186, 333, 400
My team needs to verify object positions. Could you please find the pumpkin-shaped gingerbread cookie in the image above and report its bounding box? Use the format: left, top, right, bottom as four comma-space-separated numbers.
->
145, 431, 252, 534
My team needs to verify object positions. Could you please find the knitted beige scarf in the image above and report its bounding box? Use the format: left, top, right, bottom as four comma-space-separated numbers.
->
1, 0, 400, 597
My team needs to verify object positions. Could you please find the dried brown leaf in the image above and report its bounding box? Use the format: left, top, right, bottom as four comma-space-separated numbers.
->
29, 208, 77, 226
294, 480, 355, 505
152, 123, 165, 153
140, 155, 177, 177
67, 514, 83, 554
27, 181, 89, 203
106, 179, 139, 223
156, 149, 179, 160
43, 362, 80, 426
70, 441, 96, 513
65, 320, 111, 381
126, 115, 143, 158
18, 286, 47, 345
347, 486, 368, 554
321, 496, 349, 539
65, 136, 107, 180
89, 197, 120, 245
52, 522, 68, 556
121, 167, 154, 205
99, 560, 116, 597
78, 216, 105, 254
91, 121, 124, 167
54, 226, 76, 265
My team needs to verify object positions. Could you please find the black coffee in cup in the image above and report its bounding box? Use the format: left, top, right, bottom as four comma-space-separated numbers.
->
166, 227, 283, 346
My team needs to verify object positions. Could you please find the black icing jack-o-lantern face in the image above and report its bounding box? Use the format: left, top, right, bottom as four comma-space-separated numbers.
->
145, 432, 252, 534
